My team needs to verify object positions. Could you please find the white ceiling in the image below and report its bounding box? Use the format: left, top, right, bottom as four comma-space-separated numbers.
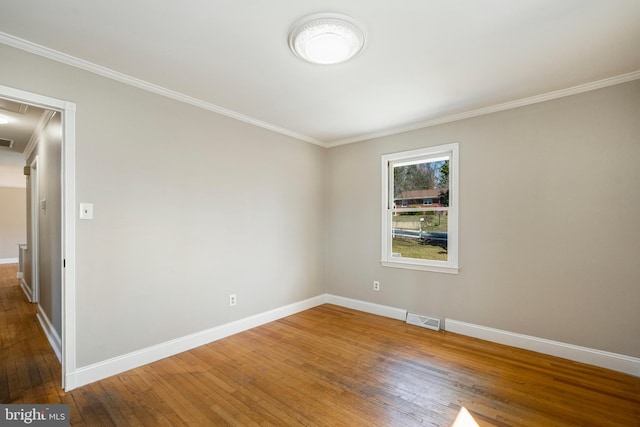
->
1, 0, 639, 147
0, 99, 48, 153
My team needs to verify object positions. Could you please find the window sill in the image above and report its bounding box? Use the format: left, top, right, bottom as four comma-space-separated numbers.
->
380, 260, 459, 275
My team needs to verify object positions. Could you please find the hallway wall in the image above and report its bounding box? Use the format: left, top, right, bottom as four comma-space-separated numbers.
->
0, 186, 26, 260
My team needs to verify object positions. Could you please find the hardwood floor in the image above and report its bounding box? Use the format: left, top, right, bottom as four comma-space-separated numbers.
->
1, 263, 639, 426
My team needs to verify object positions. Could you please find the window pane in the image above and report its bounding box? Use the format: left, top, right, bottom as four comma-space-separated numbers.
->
391, 211, 448, 261
382, 142, 458, 273
392, 157, 450, 210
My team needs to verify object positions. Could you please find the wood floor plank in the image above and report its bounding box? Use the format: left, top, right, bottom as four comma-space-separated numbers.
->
1, 264, 639, 426
168, 353, 274, 426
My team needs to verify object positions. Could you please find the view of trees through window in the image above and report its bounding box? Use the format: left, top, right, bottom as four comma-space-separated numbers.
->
392, 157, 450, 261
393, 160, 448, 198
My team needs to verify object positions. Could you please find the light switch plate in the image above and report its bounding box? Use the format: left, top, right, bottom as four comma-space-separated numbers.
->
79, 203, 93, 220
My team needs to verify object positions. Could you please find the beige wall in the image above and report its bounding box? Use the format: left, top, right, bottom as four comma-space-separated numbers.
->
0, 186, 26, 259
1, 44, 327, 366
2, 41, 638, 369
327, 80, 640, 358
24, 112, 63, 336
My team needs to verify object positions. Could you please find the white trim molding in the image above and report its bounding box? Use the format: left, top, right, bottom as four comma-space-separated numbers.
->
63, 294, 639, 389
325, 294, 408, 321
24, 109, 56, 160
61, 99, 77, 391
0, 83, 77, 392
445, 319, 640, 377
71, 294, 405, 388
70, 295, 326, 389
20, 278, 33, 302
37, 305, 62, 363
0, 32, 323, 147
2, 32, 638, 149
327, 70, 640, 147
0, 258, 18, 264
380, 143, 459, 274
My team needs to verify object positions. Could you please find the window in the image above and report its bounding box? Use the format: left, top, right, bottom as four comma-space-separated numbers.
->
381, 143, 459, 274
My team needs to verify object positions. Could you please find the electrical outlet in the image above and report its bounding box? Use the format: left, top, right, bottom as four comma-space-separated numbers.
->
373, 281, 380, 291
229, 294, 237, 306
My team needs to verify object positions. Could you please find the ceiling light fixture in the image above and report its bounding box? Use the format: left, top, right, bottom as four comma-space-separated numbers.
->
288, 13, 365, 65
0, 116, 8, 125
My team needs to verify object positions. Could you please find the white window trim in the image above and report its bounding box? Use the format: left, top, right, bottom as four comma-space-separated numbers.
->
381, 143, 459, 274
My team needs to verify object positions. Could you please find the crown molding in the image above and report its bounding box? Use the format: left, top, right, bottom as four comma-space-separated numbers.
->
2, 32, 638, 150
0, 32, 324, 147
24, 109, 56, 159
326, 70, 640, 148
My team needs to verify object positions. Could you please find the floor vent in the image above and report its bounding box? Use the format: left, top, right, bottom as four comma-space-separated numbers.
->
406, 313, 441, 331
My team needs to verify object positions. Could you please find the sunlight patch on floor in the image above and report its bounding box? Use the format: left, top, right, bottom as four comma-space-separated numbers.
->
452, 407, 479, 427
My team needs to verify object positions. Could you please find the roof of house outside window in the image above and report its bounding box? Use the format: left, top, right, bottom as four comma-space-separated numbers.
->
394, 189, 447, 200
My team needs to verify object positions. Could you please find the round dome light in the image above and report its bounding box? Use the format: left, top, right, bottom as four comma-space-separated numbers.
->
289, 13, 365, 65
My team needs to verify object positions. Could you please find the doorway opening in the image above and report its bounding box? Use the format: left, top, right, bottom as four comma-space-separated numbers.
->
0, 84, 76, 391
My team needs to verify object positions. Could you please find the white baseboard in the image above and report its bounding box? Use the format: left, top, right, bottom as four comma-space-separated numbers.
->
445, 319, 640, 377
0, 258, 18, 264
20, 278, 33, 302
70, 294, 327, 389
66, 294, 638, 390
325, 294, 408, 321
37, 305, 62, 363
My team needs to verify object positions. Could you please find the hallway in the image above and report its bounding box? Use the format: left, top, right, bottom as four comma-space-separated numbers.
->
0, 263, 63, 403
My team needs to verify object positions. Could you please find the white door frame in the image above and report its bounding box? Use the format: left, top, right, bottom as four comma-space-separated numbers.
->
30, 155, 39, 303
0, 84, 77, 391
